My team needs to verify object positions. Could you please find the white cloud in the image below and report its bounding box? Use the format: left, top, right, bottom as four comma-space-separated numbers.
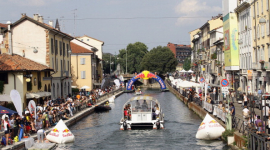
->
174, 0, 222, 26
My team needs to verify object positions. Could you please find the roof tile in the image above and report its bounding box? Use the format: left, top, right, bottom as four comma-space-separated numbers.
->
0, 53, 52, 71
70, 42, 93, 54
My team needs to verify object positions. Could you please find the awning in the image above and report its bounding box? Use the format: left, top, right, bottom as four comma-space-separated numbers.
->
0, 94, 13, 102
26, 92, 51, 99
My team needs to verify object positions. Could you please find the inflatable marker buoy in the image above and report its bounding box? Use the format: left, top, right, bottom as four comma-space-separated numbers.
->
47, 119, 75, 143
196, 114, 225, 140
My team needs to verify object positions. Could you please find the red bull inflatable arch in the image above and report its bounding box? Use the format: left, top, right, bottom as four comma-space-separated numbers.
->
126, 70, 166, 91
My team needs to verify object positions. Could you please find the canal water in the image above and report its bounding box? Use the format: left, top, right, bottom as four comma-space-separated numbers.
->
56, 89, 229, 150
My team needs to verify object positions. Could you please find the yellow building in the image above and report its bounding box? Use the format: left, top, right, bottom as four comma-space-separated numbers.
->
251, 0, 270, 92
76, 35, 104, 83
70, 39, 99, 91
0, 53, 53, 108
1, 14, 74, 100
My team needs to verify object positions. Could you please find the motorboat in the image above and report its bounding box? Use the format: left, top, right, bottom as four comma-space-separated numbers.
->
108, 95, 115, 103
120, 96, 164, 130
135, 89, 142, 95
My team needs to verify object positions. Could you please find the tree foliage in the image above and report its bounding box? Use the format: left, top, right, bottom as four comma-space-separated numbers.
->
140, 46, 178, 74
102, 53, 117, 74
183, 57, 191, 71
117, 42, 148, 73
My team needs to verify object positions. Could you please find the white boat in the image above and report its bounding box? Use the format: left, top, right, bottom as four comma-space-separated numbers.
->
120, 96, 164, 130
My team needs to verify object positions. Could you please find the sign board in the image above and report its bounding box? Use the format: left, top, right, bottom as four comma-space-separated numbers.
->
221, 79, 229, 87
222, 87, 229, 95
247, 70, 252, 80
199, 77, 205, 83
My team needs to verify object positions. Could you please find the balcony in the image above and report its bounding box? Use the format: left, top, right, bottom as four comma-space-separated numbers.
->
61, 71, 69, 77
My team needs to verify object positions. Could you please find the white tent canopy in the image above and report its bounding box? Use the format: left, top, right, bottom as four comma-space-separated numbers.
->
80, 85, 90, 89
187, 69, 194, 73
179, 69, 187, 73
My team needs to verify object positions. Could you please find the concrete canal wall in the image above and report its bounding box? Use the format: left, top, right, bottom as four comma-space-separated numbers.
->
166, 82, 246, 149
2, 90, 124, 150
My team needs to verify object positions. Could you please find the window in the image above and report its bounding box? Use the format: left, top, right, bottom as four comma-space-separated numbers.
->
51, 38, 54, 54
52, 58, 54, 70
66, 44, 69, 57
0, 72, 8, 84
254, 26, 256, 40
261, 24, 265, 37
267, 20, 270, 35
63, 42, 65, 56
261, 0, 263, 14
257, 48, 260, 62
55, 40, 58, 55
81, 71, 86, 79
258, 25, 260, 39
261, 46, 264, 61
81, 39, 83, 42
257, 2, 259, 16
59, 41, 62, 56
87, 39, 89, 41
80, 58, 85, 65
56, 58, 58, 71
266, 0, 269, 10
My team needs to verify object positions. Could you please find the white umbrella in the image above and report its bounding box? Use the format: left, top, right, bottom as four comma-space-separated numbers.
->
188, 70, 194, 73
180, 69, 187, 73
80, 85, 90, 89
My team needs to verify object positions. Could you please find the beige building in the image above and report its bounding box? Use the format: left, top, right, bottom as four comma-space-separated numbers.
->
251, 0, 270, 93
1, 14, 74, 100
77, 35, 104, 81
70, 39, 100, 91
0, 53, 53, 108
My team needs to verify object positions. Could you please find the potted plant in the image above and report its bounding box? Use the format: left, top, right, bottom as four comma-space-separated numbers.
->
211, 53, 217, 60
222, 129, 235, 145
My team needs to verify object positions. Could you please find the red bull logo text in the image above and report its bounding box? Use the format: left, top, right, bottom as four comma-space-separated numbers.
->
134, 73, 145, 79
147, 73, 157, 79
200, 122, 205, 126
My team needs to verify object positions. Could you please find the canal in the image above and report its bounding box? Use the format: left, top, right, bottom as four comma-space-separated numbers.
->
56, 88, 229, 150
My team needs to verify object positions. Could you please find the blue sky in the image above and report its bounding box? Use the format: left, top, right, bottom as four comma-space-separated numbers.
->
0, 0, 222, 54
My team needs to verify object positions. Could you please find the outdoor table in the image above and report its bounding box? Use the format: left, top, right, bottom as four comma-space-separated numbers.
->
21, 137, 35, 149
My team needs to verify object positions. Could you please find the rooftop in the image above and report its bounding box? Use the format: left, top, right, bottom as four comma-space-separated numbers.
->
0, 53, 53, 71
70, 42, 93, 54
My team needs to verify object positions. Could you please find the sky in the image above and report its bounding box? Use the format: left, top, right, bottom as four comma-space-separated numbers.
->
0, 0, 222, 54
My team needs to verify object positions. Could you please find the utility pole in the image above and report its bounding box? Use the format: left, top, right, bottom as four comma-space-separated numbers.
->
126, 50, 127, 74
110, 54, 111, 75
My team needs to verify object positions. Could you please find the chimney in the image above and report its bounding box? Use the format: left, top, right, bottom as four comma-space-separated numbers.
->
7, 21, 12, 55
21, 13, 26, 18
49, 20, 53, 27
33, 14, 38, 21
38, 15, 44, 23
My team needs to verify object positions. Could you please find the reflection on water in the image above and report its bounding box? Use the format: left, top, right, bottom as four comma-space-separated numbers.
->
56, 88, 229, 150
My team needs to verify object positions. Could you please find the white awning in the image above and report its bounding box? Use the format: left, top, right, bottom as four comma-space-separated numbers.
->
26, 92, 51, 99
0, 94, 13, 102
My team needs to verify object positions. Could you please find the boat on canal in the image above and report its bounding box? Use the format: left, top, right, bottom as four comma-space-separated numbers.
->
135, 88, 142, 95
120, 96, 164, 130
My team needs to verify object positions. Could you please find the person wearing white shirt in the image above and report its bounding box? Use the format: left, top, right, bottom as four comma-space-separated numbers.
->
243, 106, 250, 125
263, 104, 270, 120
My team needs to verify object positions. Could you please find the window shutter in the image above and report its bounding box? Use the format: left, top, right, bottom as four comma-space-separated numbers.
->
83, 58, 85, 65
258, 26, 260, 38
80, 58, 83, 65
81, 71, 85, 79
267, 20, 269, 35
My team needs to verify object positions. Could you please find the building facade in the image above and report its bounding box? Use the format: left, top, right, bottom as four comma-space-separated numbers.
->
167, 43, 191, 71
1, 14, 73, 100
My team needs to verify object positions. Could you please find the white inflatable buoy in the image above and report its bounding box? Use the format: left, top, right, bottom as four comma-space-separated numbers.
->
108, 96, 115, 103
46, 119, 75, 143
196, 114, 225, 140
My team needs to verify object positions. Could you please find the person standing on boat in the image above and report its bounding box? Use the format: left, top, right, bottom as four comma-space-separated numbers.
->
155, 106, 160, 119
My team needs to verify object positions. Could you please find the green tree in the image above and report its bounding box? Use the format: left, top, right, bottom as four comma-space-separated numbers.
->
140, 46, 178, 74
183, 57, 191, 71
102, 53, 116, 74
117, 42, 148, 73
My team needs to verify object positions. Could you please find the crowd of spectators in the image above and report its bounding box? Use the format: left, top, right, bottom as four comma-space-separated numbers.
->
0, 85, 118, 147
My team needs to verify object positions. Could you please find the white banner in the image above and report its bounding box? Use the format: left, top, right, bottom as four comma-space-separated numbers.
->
28, 100, 36, 122
10, 90, 22, 117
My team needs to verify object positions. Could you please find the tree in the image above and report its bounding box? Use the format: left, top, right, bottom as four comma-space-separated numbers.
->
183, 57, 191, 71
102, 53, 116, 74
117, 42, 148, 73
140, 46, 178, 74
